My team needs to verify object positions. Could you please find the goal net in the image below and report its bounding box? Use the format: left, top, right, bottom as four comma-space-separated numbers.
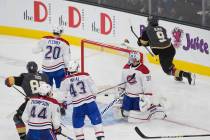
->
80, 39, 145, 95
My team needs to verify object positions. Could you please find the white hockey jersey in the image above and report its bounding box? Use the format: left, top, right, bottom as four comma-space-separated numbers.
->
121, 63, 152, 97
23, 96, 61, 130
60, 72, 98, 107
33, 36, 71, 72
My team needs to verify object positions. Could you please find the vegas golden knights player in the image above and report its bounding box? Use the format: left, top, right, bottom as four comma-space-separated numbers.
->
137, 15, 192, 84
5, 61, 48, 140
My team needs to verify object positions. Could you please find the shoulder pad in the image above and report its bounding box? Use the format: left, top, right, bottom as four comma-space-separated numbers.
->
43, 36, 54, 39
57, 38, 70, 45
123, 64, 130, 69
136, 64, 150, 74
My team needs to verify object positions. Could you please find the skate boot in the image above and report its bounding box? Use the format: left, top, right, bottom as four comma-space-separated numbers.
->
174, 76, 183, 82
97, 136, 105, 140
182, 72, 192, 85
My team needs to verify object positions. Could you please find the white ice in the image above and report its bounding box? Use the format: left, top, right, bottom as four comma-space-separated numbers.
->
0, 35, 210, 140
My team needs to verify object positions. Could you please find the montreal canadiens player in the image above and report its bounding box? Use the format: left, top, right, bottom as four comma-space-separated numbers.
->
33, 26, 71, 88
119, 51, 166, 122
60, 61, 105, 140
22, 83, 61, 140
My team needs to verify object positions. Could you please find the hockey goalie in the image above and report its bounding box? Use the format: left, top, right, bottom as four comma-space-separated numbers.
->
113, 50, 167, 123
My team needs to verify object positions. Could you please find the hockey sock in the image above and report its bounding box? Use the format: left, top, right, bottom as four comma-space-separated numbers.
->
13, 114, 26, 139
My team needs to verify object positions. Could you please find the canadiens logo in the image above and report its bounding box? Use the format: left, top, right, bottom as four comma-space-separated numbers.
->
127, 74, 136, 85
172, 27, 184, 48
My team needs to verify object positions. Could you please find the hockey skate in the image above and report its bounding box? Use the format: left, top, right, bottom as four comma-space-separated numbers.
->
182, 72, 192, 85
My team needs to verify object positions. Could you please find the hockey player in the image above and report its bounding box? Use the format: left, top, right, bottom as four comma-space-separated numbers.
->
22, 83, 61, 140
137, 15, 192, 84
60, 62, 105, 140
33, 26, 71, 88
5, 61, 49, 140
119, 51, 166, 122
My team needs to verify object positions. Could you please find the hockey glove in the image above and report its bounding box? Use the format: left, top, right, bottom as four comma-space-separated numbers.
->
60, 107, 66, 116
5, 76, 15, 87
64, 68, 70, 76
137, 38, 142, 46
54, 126, 62, 135
60, 101, 67, 116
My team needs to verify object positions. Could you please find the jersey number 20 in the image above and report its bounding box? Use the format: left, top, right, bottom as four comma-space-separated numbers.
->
45, 46, 61, 59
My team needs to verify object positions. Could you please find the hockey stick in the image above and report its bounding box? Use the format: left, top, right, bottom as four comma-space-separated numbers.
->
97, 73, 136, 95
12, 86, 27, 97
61, 133, 74, 140
101, 90, 126, 116
134, 126, 210, 139
130, 26, 155, 58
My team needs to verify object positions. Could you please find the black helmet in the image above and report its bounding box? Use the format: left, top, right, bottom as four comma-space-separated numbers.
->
26, 61, 38, 73
147, 15, 159, 26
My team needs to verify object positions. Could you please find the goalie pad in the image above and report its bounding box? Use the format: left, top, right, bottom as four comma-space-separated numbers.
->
128, 104, 167, 123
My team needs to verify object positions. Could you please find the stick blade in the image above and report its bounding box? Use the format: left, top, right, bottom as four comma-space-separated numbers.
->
135, 127, 148, 139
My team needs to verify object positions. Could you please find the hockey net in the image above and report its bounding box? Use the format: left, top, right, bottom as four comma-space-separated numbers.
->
79, 39, 145, 96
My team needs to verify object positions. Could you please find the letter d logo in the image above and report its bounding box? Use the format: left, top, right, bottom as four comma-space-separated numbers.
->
34, 1, 48, 22
101, 13, 112, 35
68, 6, 81, 28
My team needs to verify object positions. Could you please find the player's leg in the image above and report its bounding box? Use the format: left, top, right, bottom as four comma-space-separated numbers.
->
159, 47, 192, 84
43, 71, 54, 87
54, 69, 65, 88
86, 102, 105, 140
43, 129, 57, 140
13, 100, 28, 140
72, 105, 86, 140
132, 97, 140, 111
26, 129, 41, 140
121, 95, 133, 117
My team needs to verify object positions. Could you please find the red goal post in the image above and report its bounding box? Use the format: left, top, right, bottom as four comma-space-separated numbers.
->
80, 39, 144, 73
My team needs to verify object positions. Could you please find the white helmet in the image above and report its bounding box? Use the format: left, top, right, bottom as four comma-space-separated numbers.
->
53, 26, 64, 36
128, 51, 141, 64
38, 83, 52, 96
68, 60, 79, 73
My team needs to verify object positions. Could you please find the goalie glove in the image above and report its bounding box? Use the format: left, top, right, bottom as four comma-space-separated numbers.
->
5, 76, 15, 87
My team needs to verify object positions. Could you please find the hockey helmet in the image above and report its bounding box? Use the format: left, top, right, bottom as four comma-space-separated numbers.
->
128, 51, 141, 65
38, 83, 52, 96
53, 26, 64, 36
26, 61, 38, 73
147, 15, 159, 26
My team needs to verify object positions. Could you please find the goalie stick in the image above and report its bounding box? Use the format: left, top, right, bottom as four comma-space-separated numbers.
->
101, 90, 126, 116
134, 126, 210, 139
97, 73, 136, 95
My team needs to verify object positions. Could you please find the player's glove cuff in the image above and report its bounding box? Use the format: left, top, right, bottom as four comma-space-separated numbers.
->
5, 76, 15, 87
54, 126, 62, 135
137, 38, 142, 46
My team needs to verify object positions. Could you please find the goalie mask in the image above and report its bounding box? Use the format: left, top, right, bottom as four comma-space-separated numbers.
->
128, 51, 141, 65
53, 26, 64, 36
38, 83, 52, 96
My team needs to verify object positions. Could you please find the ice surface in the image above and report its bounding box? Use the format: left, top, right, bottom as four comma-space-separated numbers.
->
0, 35, 210, 140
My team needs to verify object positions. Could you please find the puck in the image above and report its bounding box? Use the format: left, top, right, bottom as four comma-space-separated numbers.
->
104, 94, 108, 96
